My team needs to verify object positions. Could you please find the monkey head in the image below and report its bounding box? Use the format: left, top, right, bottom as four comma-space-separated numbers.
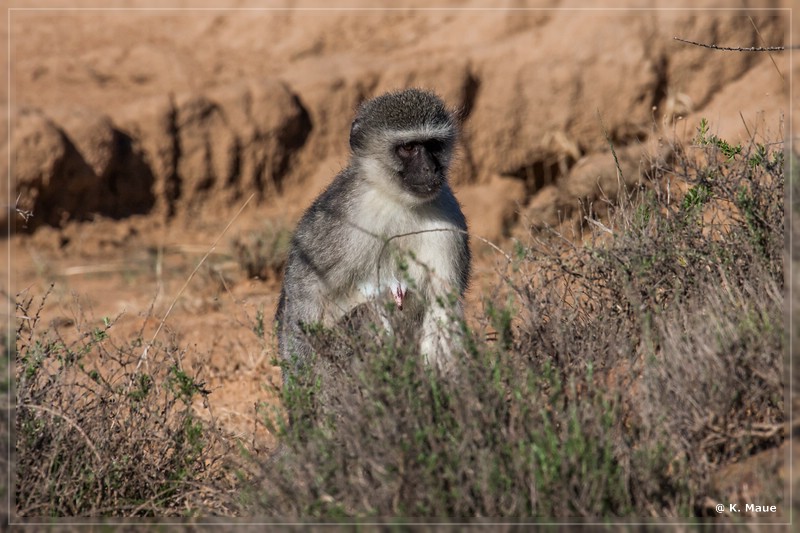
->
349, 88, 458, 204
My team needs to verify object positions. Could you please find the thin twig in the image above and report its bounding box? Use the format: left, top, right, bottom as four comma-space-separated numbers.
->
596, 109, 624, 183
672, 36, 786, 52
584, 216, 614, 235
748, 16, 785, 83
20, 403, 103, 465
125, 193, 255, 391
738, 111, 753, 140
376, 228, 513, 293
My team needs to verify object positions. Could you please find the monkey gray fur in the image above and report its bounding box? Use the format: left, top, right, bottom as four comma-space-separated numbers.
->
275, 88, 471, 382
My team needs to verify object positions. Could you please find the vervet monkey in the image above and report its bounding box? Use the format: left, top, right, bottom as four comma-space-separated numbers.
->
275, 88, 470, 382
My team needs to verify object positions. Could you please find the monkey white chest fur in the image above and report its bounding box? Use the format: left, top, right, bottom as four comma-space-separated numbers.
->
275, 88, 471, 381
336, 184, 465, 308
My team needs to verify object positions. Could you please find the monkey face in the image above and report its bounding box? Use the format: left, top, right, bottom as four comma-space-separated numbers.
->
395, 139, 447, 199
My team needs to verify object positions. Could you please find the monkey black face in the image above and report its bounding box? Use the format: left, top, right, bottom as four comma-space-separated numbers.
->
395, 139, 447, 199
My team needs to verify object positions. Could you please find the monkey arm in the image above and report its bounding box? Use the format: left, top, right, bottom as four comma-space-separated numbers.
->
419, 282, 465, 373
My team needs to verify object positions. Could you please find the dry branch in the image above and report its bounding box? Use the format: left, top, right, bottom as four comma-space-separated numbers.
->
673, 36, 786, 52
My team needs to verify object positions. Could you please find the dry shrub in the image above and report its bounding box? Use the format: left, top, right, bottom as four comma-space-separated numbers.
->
10, 117, 785, 520
231, 220, 292, 282
253, 119, 786, 519
0, 323, 11, 523
14, 289, 242, 517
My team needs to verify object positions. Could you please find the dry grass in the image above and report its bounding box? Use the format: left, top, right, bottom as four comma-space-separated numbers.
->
231, 219, 293, 282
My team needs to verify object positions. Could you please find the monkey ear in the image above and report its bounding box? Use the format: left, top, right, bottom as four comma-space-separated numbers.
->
349, 118, 362, 151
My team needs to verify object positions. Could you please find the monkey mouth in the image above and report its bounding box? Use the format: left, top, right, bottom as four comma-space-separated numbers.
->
402, 176, 444, 199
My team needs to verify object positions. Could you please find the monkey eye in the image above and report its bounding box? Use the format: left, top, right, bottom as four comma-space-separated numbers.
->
396, 143, 418, 158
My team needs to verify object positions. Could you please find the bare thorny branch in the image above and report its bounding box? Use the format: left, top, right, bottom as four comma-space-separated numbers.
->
672, 36, 791, 52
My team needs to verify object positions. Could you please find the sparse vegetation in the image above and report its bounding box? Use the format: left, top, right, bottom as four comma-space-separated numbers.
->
252, 119, 786, 518
231, 220, 293, 282
12, 119, 787, 519
14, 288, 242, 517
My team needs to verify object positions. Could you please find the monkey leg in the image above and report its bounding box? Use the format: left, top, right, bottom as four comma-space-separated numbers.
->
419, 300, 464, 374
